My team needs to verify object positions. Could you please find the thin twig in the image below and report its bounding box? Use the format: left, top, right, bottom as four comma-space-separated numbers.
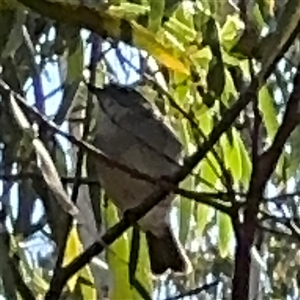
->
163, 280, 219, 300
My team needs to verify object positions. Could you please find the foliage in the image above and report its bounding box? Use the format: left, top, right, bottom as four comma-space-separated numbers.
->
0, 0, 300, 300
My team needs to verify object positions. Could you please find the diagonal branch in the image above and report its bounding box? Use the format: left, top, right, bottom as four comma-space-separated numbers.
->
232, 62, 300, 300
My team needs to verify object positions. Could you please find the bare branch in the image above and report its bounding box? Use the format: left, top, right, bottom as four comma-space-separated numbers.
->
232, 62, 300, 299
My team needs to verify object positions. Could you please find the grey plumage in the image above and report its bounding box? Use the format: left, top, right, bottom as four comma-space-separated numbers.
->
91, 84, 190, 274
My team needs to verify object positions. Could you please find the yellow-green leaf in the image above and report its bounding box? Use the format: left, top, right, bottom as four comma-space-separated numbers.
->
197, 110, 213, 136
220, 129, 242, 182
258, 85, 279, 142
164, 17, 197, 44
63, 226, 83, 291
78, 266, 97, 299
132, 21, 190, 74
221, 69, 237, 105
109, 2, 149, 19
129, 231, 153, 299
221, 14, 244, 51
237, 136, 252, 189
106, 200, 132, 300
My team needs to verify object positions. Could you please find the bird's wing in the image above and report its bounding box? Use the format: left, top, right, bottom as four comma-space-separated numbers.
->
95, 84, 183, 164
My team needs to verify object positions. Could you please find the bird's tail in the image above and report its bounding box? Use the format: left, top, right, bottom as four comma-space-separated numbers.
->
146, 226, 191, 275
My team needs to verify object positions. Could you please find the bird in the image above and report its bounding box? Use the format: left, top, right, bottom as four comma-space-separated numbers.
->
90, 83, 191, 275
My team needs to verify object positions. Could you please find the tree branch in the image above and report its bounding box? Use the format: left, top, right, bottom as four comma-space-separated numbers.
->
232, 62, 300, 300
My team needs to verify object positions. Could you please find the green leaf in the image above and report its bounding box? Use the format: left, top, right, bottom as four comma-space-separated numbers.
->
164, 14, 196, 44
78, 262, 97, 299
190, 46, 212, 73
237, 136, 252, 189
252, 3, 266, 31
221, 69, 238, 105
63, 226, 94, 292
165, 0, 196, 46
109, 2, 149, 19
129, 230, 153, 299
66, 33, 84, 83
178, 175, 194, 244
258, 85, 279, 142
275, 153, 288, 180
200, 154, 221, 190
207, 58, 225, 98
132, 21, 190, 74
202, 17, 221, 55
196, 153, 220, 235
1, 8, 25, 59
106, 200, 133, 300
148, 0, 164, 32
174, 0, 194, 28
217, 211, 233, 258
178, 119, 195, 156
221, 15, 244, 52
257, 0, 275, 21
197, 110, 213, 136
220, 129, 242, 182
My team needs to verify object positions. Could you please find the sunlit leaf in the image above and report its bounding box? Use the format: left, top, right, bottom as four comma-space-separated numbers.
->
109, 2, 149, 19
253, 3, 266, 30
132, 21, 190, 74
174, 0, 194, 28
63, 226, 82, 291
237, 136, 252, 189
197, 109, 213, 136
190, 46, 212, 75
220, 129, 242, 182
259, 85, 279, 142
221, 69, 238, 105
221, 15, 244, 52
129, 231, 153, 299
164, 16, 197, 44
78, 266, 97, 299
106, 200, 132, 300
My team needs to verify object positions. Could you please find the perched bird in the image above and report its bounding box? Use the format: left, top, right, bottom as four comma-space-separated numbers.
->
91, 84, 190, 275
